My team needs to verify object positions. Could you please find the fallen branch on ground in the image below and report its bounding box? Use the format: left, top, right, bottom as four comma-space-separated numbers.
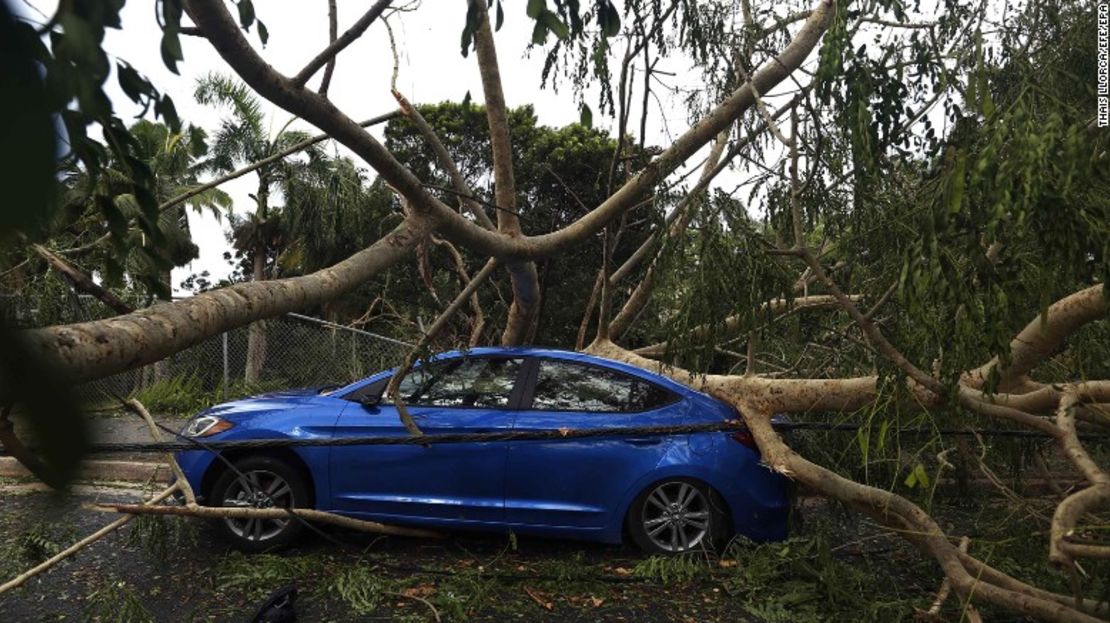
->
0, 484, 178, 596
96, 502, 444, 539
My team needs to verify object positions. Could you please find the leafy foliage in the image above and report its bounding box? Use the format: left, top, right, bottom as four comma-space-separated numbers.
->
216, 552, 328, 600
372, 101, 662, 344
124, 513, 198, 563
84, 579, 155, 623
329, 565, 390, 614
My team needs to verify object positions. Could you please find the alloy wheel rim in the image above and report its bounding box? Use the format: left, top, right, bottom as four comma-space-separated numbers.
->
221, 469, 294, 542
641, 482, 710, 552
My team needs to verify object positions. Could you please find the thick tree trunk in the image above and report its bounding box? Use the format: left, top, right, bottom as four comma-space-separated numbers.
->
243, 245, 268, 383
469, 0, 541, 345
19, 218, 430, 384
244, 180, 271, 383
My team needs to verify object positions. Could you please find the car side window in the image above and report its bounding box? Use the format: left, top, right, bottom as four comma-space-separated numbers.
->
530, 360, 675, 413
398, 358, 523, 408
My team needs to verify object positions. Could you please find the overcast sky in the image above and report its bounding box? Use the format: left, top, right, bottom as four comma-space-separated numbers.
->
17, 1, 817, 294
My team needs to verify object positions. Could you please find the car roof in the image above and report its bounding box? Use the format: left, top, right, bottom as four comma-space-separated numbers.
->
420, 347, 699, 396
335, 347, 709, 401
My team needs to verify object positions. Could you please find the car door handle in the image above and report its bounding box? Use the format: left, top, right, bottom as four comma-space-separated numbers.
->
624, 437, 662, 446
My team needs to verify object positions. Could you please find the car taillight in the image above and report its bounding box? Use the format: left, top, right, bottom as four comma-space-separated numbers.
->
731, 429, 758, 449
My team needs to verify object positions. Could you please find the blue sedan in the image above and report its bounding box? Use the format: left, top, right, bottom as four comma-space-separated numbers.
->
175, 348, 790, 553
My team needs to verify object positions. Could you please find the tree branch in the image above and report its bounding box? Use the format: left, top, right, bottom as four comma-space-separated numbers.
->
0, 485, 178, 596
469, 0, 540, 344
184, 0, 835, 263
318, 0, 338, 97
122, 397, 196, 505
607, 131, 728, 340
967, 285, 1107, 391
32, 244, 133, 314
431, 236, 487, 347
1050, 391, 1110, 567
385, 257, 500, 435
25, 218, 430, 383
608, 92, 805, 287
391, 90, 495, 230
291, 0, 393, 89
99, 501, 442, 539
634, 295, 853, 357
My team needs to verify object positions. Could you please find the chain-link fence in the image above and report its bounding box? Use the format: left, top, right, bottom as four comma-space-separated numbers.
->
2, 294, 412, 408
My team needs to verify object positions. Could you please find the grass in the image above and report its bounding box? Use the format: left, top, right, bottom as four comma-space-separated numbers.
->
84, 374, 291, 417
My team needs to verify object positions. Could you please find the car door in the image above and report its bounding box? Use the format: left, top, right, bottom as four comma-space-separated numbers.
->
504, 358, 682, 529
328, 356, 526, 525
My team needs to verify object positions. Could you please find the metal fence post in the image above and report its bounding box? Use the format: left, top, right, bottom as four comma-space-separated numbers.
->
222, 331, 229, 396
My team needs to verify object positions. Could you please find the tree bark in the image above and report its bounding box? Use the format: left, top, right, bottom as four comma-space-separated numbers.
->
966, 285, 1108, 391
244, 178, 271, 383
243, 242, 268, 383
469, 0, 541, 345
20, 218, 430, 384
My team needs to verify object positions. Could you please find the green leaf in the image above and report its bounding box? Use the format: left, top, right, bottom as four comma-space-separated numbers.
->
540, 10, 569, 40
462, 90, 472, 109
527, 0, 545, 19
160, 32, 183, 74
980, 74, 994, 118
1, 12, 59, 243
117, 62, 149, 103
579, 102, 593, 128
601, 2, 621, 37
258, 20, 269, 45
947, 150, 967, 213
155, 95, 181, 132
904, 463, 930, 489
460, 0, 479, 57
531, 19, 548, 45
495, 0, 504, 31
187, 125, 209, 158
237, 0, 256, 29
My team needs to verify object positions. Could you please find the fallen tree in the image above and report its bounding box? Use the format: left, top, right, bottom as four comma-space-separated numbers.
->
2, 0, 1108, 620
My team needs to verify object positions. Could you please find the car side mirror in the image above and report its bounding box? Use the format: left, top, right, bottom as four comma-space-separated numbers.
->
359, 393, 382, 408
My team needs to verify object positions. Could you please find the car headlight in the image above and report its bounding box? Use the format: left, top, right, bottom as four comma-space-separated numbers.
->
181, 414, 234, 438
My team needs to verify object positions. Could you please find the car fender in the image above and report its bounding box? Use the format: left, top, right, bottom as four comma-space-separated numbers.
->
184, 423, 334, 508
604, 445, 732, 542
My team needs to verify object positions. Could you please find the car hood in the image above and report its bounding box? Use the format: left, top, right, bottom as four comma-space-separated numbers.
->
201, 387, 334, 421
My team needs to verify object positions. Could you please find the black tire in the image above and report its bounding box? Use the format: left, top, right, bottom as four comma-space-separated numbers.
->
209, 455, 310, 553
626, 477, 731, 554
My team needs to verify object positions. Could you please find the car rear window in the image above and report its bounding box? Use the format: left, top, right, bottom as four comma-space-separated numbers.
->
530, 360, 675, 413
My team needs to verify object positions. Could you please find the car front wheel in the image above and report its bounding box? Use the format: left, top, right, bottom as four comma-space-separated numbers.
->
627, 478, 729, 554
209, 456, 309, 552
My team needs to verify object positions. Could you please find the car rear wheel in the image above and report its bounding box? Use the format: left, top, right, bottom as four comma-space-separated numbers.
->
210, 456, 309, 552
627, 478, 729, 554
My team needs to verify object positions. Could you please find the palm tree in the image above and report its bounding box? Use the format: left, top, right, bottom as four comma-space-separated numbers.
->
195, 73, 327, 382
130, 120, 233, 295
53, 119, 230, 300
